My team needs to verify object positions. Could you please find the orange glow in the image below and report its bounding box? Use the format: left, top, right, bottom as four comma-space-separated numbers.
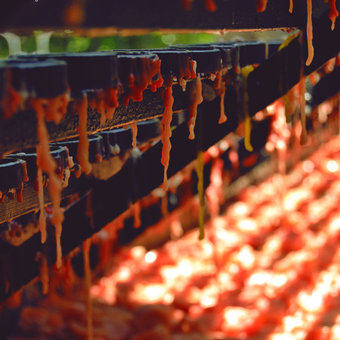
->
91, 135, 340, 337
236, 218, 257, 232
331, 324, 340, 338
297, 291, 324, 313
326, 159, 339, 172
144, 250, 158, 263
15, 128, 340, 338
115, 266, 132, 282
302, 160, 314, 173
129, 283, 173, 304
130, 246, 146, 259
222, 306, 260, 335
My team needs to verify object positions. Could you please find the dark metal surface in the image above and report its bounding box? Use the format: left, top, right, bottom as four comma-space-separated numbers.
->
0, 0, 330, 31
0, 96, 271, 304
5, 59, 68, 99
0, 158, 27, 194
0, 21, 338, 152
0, 0, 338, 304
312, 67, 340, 108
0, 84, 186, 155
248, 34, 302, 117
248, 8, 340, 116
11, 52, 120, 94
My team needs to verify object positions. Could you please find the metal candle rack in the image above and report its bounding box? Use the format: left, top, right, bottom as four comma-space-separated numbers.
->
0, 0, 339, 305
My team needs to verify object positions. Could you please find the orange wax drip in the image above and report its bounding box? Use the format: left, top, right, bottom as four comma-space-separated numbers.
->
2, 70, 22, 119
32, 99, 64, 269
37, 167, 47, 244
21, 162, 29, 182
218, 81, 227, 124
130, 122, 138, 148
124, 57, 163, 106
132, 201, 142, 229
161, 85, 174, 191
83, 238, 93, 340
77, 93, 92, 175
289, 0, 293, 13
63, 257, 76, 296
328, 0, 339, 30
43, 93, 70, 124
40, 254, 49, 295
105, 87, 119, 120
188, 75, 203, 140
336, 54, 340, 66
241, 66, 254, 152
2, 87, 22, 119
88, 87, 119, 125
188, 60, 197, 79
306, 0, 314, 66
256, 0, 268, 12
214, 70, 222, 91
205, 0, 217, 12
16, 183, 24, 202
179, 58, 197, 87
